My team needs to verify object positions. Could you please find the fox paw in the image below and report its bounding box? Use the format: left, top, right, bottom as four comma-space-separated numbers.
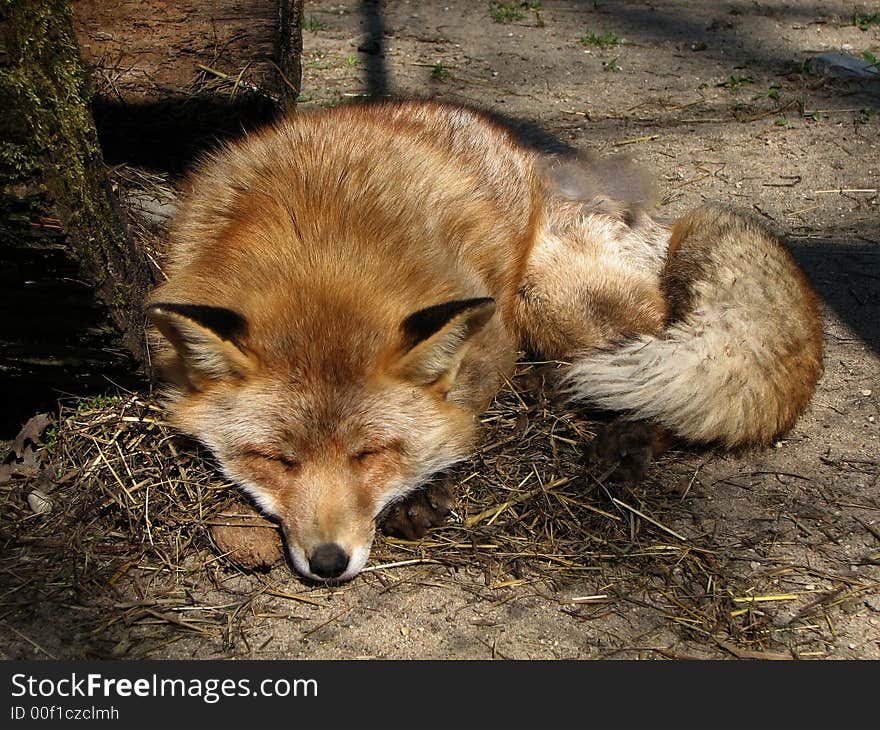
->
587, 420, 663, 483
380, 482, 455, 540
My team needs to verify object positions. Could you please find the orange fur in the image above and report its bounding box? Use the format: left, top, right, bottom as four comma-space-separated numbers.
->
148, 100, 823, 581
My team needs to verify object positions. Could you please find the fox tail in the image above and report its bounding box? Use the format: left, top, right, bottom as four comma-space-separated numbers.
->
562, 205, 823, 448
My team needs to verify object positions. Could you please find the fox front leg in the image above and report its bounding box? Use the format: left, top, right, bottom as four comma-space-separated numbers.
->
380, 481, 456, 540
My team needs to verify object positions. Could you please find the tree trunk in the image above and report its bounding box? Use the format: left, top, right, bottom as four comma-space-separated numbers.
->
277, 0, 304, 111
0, 0, 155, 431
0, 0, 304, 433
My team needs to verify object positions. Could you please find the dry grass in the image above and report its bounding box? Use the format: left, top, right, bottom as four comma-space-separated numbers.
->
5, 367, 859, 659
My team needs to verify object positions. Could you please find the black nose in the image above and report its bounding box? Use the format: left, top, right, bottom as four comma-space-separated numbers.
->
308, 543, 349, 579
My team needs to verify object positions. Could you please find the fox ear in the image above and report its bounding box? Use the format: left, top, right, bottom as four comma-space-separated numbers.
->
147, 303, 255, 386
393, 297, 496, 388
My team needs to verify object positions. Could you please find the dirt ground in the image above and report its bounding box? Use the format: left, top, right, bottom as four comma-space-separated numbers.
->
2, 0, 878, 660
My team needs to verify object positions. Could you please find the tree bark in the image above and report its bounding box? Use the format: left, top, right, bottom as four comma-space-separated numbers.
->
0, 0, 303, 433
1, 0, 155, 429
277, 0, 304, 111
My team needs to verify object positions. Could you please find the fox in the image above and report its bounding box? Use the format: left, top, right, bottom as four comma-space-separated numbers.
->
147, 100, 823, 582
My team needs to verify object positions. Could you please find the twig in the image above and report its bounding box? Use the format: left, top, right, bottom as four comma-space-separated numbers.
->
262, 588, 325, 607
814, 188, 877, 194
614, 134, 661, 146
732, 594, 799, 604
1, 622, 58, 659
559, 595, 609, 604
361, 558, 442, 573
302, 608, 351, 639
610, 498, 687, 541
715, 638, 793, 660
465, 476, 570, 527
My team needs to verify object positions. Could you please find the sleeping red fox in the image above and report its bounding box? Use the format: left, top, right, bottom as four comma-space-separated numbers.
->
148, 100, 823, 581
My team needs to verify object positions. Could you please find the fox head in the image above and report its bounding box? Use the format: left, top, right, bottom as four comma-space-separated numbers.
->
147, 296, 497, 582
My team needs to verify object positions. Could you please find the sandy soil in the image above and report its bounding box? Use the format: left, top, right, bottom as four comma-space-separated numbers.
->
3, 0, 878, 660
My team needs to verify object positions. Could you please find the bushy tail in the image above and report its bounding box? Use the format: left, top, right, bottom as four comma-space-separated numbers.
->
562, 205, 823, 448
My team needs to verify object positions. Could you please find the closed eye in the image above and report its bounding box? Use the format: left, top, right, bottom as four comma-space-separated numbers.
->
246, 450, 299, 471
351, 441, 404, 465
353, 449, 378, 464
276, 455, 299, 470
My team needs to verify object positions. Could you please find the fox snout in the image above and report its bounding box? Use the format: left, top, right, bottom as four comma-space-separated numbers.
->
271, 477, 381, 583
284, 527, 375, 584
308, 542, 350, 579
285, 535, 361, 582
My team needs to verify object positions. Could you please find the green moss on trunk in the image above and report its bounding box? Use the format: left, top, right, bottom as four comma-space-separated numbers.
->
1, 0, 153, 360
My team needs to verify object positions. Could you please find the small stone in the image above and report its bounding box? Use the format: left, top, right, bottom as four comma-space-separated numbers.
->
210, 504, 284, 569
27, 488, 53, 515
